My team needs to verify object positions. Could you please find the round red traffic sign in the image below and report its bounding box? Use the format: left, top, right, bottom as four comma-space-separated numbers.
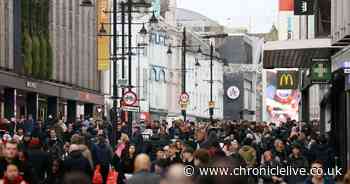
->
123, 91, 137, 106
179, 92, 190, 103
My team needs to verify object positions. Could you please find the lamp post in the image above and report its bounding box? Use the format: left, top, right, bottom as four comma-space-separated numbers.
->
167, 27, 202, 122
81, 0, 158, 145
200, 34, 228, 123
181, 28, 187, 121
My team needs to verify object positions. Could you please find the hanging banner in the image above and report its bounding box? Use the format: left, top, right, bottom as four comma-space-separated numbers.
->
97, 0, 110, 71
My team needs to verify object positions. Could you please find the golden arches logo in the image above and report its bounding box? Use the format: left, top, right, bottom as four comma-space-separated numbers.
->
279, 74, 294, 87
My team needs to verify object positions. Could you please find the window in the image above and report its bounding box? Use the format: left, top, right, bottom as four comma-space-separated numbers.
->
244, 80, 253, 110
151, 68, 157, 81
160, 70, 166, 82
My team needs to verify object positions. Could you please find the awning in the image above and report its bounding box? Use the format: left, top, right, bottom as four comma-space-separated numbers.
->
263, 39, 341, 69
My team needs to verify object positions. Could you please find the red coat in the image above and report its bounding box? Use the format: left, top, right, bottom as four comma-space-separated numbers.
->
0, 176, 28, 184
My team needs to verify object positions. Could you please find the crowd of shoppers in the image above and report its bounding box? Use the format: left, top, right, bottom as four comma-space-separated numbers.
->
0, 115, 349, 184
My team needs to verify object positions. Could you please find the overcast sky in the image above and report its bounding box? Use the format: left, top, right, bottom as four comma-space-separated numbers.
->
177, 0, 278, 33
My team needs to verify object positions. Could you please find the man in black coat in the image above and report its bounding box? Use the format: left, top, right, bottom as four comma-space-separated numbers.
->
26, 138, 50, 182
63, 144, 92, 177
309, 135, 335, 170
285, 144, 308, 184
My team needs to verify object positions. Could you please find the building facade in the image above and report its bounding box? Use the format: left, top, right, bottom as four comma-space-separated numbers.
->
218, 34, 263, 121
328, 0, 350, 171
0, 0, 104, 123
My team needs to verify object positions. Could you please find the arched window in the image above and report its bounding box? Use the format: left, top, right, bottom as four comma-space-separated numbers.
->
160, 69, 166, 82
151, 68, 157, 81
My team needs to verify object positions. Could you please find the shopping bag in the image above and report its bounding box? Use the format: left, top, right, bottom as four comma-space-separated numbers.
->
92, 165, 103, 184
106, 167, 118, 184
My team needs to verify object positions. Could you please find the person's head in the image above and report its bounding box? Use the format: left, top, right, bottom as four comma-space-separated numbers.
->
156, 148, 165, 160
28, 114, 33, 120
50, 129, 57, 139
51, 158, 63, 174
274, 139, 284, 151
193, 149, 210, 166
164, 164, 193, 184
17, 128, 24, 136
119, 133, 129, 144
63, 171, 91, 184
159, 126, 166, 135
68, 123, 73, 131
175, 140, 182, 149
196, 157, 248, 184
153, 159, 167, 176
291, 144, 301, 156
4, 164, 20, 181
263, 150, 273, 162
317, 134, 328, 144
182, 147, 194, 161
168, 144, 177, 157
310, 160, 324, 180
97, 135, 106, 145
163, 145, 170, 158
4, 140, 18, 159
195, 129, 206, 142
343, 170, 350, 184
70, 134, 84, 145
134, 154, 151, 172
231, 140, 240, 152
129, 145, 136, 155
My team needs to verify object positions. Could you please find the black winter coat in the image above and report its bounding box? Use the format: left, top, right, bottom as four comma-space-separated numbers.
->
63, 150, 92, 176
285, 155, 308, 184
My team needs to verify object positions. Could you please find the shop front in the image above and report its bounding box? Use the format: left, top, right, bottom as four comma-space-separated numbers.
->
327, 46, 350, 170
0, 71, 104, 122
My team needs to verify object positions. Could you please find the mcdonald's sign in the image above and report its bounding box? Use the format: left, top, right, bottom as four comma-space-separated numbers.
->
277, 71, 299, 89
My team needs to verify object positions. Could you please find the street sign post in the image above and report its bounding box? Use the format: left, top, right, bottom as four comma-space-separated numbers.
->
118, 78, 128, 87
208, 101, 215, 108
277, 71, 299, 89
178, 92, 190, 110
121, 106, 140, 112
179, 92, 190, 103
311, 58, 331, 84
180, 103, 187, 110
123, 90, 137, 106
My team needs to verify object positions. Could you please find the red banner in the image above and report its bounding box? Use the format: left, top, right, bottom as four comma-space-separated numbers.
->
279, 0, 294, 11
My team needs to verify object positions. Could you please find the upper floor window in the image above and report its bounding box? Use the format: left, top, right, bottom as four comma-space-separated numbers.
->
160, 70, 166, 82
151, 68, 157, 81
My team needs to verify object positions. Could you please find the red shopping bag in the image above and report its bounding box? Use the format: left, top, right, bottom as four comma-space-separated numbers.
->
92, 165, 103, 184
106, 167, 118, 184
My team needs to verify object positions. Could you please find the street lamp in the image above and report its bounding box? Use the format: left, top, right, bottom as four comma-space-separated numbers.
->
139, 23, 148, 45
99, 24, 107, 35
81, 0, 158, 146
149, 11, 159, 29
197, 34, 228, 123
166, 27, 203, 121
197, 46, 202, 54
195, 58, 201, 67
167, 45, 173, 55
